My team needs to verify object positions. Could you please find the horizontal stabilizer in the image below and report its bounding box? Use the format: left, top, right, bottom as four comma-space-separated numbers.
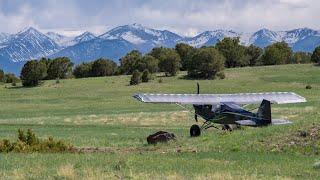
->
272, 119, 292, 125
133, 92, 306, 105
235, 120, 257, 126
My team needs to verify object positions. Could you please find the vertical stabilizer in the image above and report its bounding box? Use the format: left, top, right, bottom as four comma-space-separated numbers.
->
257, 99, 271, 124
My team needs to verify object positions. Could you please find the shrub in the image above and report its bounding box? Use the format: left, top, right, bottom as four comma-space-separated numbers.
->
311, 46, 320, 63
120, 50, 142, 74
175, 43, 196, 70
150, 47, 181, 76
292, 52, 312, 64
306, 85, 312, 89
216, 37, 248, 67
0, 69, 4, 82
46, 57, 73, 79
217, 72, 226, 79
73, 62, 92, 78
20, 60, 46, 87
0, 129, 73, 153
91, 58, 117, 77
4, 73, 19, 84
187, 47, 225, 79
130, 70, 141, 85
141, 69, 151, 82
261, 42, 292, 65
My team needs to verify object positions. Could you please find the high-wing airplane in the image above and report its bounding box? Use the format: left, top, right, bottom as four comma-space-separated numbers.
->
133, 84, 306, 137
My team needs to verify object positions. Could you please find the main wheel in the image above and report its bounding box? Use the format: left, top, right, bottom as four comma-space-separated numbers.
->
190, 124, 201, 137
222, 124, 232, 131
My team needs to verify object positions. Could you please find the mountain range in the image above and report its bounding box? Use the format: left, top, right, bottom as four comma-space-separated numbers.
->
1, 23, 320, 74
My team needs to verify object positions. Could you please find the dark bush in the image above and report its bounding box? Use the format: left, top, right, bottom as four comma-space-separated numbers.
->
91, 58, 117, 77
292, 52, 312, 64
141, 69, 151, 82
46, 57, 73, 79
73, 62, 92, 78
20, 60, 46, 87
311, 46, 320, 63
217, 72, 226, 79
175, 43, 196, 70
130, 70, 141, 85
0, 69, 4, 82
120, 50, 142, 75
216, 37, 248, 67
261, 42, 292, 65
4, 73, 19, 84
306, 85, 312, 89
187, 47, 225, 79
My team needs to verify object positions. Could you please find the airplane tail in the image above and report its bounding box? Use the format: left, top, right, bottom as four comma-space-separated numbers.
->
257, 99, 271, 124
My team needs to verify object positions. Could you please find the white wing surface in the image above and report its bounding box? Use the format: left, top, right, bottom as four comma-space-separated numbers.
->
133, 92, 306, 105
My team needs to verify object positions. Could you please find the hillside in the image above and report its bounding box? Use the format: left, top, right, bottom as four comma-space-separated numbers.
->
0, 64, 319, 178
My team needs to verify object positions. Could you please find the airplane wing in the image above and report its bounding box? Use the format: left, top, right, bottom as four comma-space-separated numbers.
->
133, 92, 306, 105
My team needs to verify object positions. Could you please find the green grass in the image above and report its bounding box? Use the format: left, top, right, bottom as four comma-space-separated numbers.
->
0, 64, 320, 179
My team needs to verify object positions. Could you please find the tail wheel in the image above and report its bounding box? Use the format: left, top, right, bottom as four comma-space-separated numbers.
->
190, 124, 201, 137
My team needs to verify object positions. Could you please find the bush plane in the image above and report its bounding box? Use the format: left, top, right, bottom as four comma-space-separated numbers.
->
133, 84, 306, 137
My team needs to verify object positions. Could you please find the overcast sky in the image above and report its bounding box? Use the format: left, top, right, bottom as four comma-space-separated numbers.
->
0, 0, 319, 37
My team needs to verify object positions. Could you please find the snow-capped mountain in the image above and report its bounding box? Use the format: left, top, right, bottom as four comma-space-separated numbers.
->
249, 28, 320, 49
1, 24, 320, 74
46, 31, 96, 47
45, 32, 73, 47
181, 30, 240, 47
100, 23, 182, 52
0, 33, 11, 44
50, 38, 136, 64
71, 32, 96, 45
0, 27, 60, 62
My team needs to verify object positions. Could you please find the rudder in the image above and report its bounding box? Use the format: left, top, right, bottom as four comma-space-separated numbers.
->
257, 99, 271, 124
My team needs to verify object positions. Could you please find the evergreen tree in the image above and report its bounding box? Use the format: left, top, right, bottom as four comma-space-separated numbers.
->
73, 62, 93, 78
47, 57, 73, 79
311, 46, 320, 63
130, 70, 141, 85
91, 58, 117, 77
20, 60, 46, 87
175, 43, 196, 70
0, 69, 4, 82
245, 45, 263, 66
261, 42, 292, 65
187, 47, 225, 79
216, 37, 248, 67
141, 69, 151, 82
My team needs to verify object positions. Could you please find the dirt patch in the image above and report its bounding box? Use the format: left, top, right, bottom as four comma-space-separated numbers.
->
265, 123, 320, 154
72, 146, 199, 154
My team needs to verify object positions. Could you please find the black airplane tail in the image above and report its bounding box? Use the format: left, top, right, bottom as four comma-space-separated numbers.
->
257, 99, 271, 124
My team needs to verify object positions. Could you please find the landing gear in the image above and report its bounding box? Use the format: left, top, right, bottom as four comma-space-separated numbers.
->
190, 124, 201, 137
222, 124, 232, 131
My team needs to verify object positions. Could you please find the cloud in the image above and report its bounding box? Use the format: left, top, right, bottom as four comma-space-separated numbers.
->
0, 0, 319, 36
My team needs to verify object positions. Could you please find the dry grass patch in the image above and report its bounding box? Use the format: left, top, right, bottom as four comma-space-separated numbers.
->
57, 164, 76, 179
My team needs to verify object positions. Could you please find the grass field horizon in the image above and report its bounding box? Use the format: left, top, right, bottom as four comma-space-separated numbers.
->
0, 64, 320, 179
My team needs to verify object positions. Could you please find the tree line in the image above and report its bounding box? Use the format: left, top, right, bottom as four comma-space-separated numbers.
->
1, 37, 320, 87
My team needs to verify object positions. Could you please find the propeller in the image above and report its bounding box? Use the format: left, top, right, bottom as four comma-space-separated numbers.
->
195, 82, 200, 122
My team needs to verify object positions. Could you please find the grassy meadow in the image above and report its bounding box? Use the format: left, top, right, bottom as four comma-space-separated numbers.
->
0, 64, 320, 179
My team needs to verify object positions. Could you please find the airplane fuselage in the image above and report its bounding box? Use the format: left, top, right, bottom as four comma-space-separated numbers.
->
193, 103, 269, 126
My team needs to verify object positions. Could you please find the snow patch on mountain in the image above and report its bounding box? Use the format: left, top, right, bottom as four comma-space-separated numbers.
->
99, 23, 182, 48
0, 27, 60, 62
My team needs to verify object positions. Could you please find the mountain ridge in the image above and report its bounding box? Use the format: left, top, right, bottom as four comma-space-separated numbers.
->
1, 24, 320, 73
